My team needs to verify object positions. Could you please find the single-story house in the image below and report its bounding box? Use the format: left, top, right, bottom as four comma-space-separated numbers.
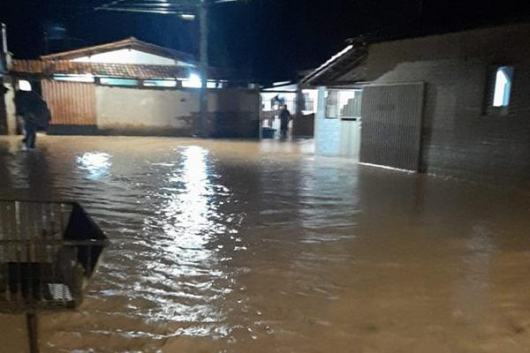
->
303, 23, 530, 184
3, 37, 260, 138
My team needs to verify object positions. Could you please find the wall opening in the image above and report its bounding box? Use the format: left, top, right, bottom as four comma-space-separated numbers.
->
492, 66, 513, 107
325, 90, 362, 120
100, 78, 139, 87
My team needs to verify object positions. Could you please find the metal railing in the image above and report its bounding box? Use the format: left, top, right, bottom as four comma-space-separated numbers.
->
0, 200, 108, 353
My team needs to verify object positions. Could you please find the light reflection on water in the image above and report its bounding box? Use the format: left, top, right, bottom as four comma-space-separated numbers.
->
146, 146, 232, 328
0, 137, 530, 353
77, 152, 112, 179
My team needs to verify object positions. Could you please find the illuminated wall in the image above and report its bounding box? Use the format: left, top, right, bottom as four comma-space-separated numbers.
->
71, 49, 190, 66
95, 86, 260, 138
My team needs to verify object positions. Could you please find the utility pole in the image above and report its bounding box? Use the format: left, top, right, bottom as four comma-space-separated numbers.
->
95, 1, 212, 137
199, 0, 209, 137
1, 23, 7, 73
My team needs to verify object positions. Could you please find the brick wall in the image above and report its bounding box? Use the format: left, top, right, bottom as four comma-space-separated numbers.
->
365, 24, 530, 185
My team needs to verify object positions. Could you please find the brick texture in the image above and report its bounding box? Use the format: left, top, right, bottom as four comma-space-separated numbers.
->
366, 24, 530, 185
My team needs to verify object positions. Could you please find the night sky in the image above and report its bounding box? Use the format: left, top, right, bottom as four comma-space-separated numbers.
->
0, 0, 529, 83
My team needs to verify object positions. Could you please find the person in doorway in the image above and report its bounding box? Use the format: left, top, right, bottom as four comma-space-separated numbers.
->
279, 104, 291, 139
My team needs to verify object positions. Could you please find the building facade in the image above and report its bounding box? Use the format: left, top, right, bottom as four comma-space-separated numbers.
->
7, 37, 260, 138
305, 23, 530, 185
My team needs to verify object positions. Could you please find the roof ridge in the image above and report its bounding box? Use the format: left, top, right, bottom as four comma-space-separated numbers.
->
40, 37, 196, 63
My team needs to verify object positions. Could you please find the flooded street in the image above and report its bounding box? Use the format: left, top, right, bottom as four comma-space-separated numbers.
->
1, 135, 530, 353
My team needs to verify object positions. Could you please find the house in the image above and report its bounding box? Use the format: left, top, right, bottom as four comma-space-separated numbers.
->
5, 37, 260, 138
303, 23, 530, 184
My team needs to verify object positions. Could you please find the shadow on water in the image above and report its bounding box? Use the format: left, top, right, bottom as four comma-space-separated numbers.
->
0, 138, 53, 200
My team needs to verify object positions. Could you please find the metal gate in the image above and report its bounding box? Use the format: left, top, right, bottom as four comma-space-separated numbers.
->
360, 83, 425, 171
42, 80, 97, 126
338, 89, 362, 159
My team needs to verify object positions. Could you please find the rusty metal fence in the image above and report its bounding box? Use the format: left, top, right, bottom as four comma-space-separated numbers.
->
42, 80, 97, 127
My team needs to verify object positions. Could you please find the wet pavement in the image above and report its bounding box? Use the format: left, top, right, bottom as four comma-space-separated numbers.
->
1, 135, 530, 353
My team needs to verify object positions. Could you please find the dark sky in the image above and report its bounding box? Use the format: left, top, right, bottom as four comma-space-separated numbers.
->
0, 0, 529, 83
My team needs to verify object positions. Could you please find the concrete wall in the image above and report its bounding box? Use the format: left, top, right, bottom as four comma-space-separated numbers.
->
206, 89, 261, 138
2, 80, 16, 135
364, 23, 530, 184
292, 114, 315, 137
0, 79, 6, 135
96, 86, 260, 138
96, 86, 197, 136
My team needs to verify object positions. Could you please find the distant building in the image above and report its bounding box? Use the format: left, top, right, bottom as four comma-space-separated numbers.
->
303, 23, 530, 184
260, 81, 317, 138
6, 37, 260, 138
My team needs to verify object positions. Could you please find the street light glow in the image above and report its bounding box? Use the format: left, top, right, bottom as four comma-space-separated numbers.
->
180, 14, 196, 21
188, 73, 202, 88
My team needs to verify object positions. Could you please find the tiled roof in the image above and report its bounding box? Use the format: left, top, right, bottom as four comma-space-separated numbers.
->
40, 37, 196, 64
12, 60, 193, 79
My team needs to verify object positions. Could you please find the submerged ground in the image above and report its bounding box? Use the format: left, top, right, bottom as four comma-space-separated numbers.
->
0, 135, 530, 353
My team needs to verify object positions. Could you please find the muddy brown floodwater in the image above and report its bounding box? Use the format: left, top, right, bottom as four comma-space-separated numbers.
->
1, 135, 530, 353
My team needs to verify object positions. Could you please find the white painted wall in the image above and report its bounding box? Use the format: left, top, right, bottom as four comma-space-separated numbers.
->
302, 89, 318, 114
95, 86, 260, 136
96, 86, 198, 130
315, 87, 341, 155
4, 82, 16, 135
72, 49, 193, 66
314, 87, 364, 157
340, 120, 361, 160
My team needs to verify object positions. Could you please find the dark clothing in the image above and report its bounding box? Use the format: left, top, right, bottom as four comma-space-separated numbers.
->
24, 119, 37, 149
279, 108, 291, 131
15, 91, 51, 149
15, 91, 51, 130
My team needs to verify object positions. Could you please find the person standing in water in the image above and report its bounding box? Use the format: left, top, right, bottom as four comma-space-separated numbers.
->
279, 104, 291, 139
14, 85, 51, 150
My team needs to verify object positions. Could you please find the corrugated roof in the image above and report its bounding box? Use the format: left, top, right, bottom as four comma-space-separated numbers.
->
40, 37, 196, 64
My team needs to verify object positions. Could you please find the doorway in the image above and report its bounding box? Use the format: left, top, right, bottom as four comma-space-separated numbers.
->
325, 89, 363, 160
